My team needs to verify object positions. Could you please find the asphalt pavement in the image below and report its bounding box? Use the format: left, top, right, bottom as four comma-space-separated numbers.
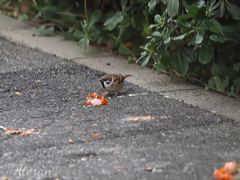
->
0, 36, 239, 180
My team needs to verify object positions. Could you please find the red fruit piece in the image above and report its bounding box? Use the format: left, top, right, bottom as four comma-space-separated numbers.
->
91, 98, 102, 106
223, 162, 236, 171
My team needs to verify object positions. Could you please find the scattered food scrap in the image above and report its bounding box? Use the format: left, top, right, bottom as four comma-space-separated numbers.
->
128, 116, 152, 121
145, 167, 153, 171
35, 79, 42, 83
214, 162, 240, 180
85, 141, 89, 144
15, 92, 21, 96
21, 129, 35, 135
0, 177, 9, 180
85, 92, 108, 106
4, 127, 40, 136
92, 133, 99, 137
113, 165, 121, 169
69, 139, 74, 143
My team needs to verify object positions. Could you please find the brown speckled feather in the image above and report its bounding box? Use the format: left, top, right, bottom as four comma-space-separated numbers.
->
100, 74, 132, 97
110, 74, 132, 84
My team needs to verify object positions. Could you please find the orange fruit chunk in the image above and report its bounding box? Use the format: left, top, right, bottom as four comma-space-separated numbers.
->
214, 169, 234, 180
92, 133, 99, 137
85, 93, 108, 106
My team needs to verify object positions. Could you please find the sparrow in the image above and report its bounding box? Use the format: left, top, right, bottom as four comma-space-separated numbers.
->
99, 74, 132, 97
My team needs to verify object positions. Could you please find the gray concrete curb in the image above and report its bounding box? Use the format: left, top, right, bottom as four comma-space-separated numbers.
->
0, 14, 239, 120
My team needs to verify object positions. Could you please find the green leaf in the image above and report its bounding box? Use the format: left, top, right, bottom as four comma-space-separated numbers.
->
149, 0, 158, 12
88, 10, 101, 31
206, 76, 215, 90
199, 43, 213, 64
104, 11, 123, 31
151, 31, 164, 38
187, 35, 196, 46
84, 38, 90, 50
192, 0, 205, 8
214, 76, 230, 91
89, 28, 100, 42
155, 61, 168, 73
108, 20, 119, 31
233, 63, 240, 70
18, 13, 27, 22
121, 0, 129, 10
74, 30, 85, 38
80, 20, 88, 32
226, 66, 238, 79
173, 53, 189, 76
119, 45, 129, 55
97, 36, 105, 44
220, 1, 225, 18
195, 6, 206, 25
231, 86, 235, 95
42, 6, 56, 18
209, 34, 226, 43
75, 2, 79, 7
234, 77, 240, 93
59, 32, 77, 41
179, 14, 191, 20
226, 2, 240, 20
131, 16, 142, 28
128, 56, 133, 63
181, 27, 189, 33
137, 54, 145, 64
34, 5, 44, 11
154, 14, 161, 23
32, 12, 42, 20
210, 19, 223, 34
195, 31, 204, 44
171, 33, 187, 41
175, 19, 191, 28
211, 62, 227, 76
210, 0, 221, 10
3, 0, 10, 8
164, 37, 171, 44
163, 25, 172, 37
222, 26, 235, 33
77, 38, 85, 46
167, 0, 179, 18
203, 18, 219, 33
33, 26, 54, 36
181, 46, 197, 63
61, 13, 75, 23
141, 54, 151, 68
118, 22, 130, 39
188, 6, 199, 18
77, 38, 90, 50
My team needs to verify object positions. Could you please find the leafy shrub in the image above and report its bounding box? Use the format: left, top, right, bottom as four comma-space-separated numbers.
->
138, 0, 240, 97
1, 0, 240, 97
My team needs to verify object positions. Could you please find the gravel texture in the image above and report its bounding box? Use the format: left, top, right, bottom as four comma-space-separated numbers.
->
0, 37, 239, 180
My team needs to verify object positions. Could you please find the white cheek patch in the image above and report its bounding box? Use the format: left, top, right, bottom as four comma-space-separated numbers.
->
104, 76, 114, 87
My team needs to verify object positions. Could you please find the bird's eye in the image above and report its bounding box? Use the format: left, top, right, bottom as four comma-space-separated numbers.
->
105, 80, 111, 84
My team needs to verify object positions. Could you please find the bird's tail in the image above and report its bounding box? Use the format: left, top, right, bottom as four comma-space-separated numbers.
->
123, 74, 132, 79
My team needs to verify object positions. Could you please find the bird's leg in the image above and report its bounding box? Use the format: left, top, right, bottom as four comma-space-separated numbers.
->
113, 92, 119, 97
